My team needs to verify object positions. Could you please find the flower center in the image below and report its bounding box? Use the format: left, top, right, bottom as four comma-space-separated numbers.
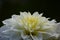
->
24, 30, 38, 36
22, 16, 39, 29
20, 16, 40, 35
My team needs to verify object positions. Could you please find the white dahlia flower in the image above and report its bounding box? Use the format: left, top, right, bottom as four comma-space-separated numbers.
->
0, 12, 60, 40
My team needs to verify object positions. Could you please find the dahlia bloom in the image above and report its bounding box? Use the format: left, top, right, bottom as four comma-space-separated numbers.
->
0, 12, 60, 40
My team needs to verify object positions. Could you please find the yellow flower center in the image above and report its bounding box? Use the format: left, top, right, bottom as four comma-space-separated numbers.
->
20, 16, 40, 35
18, 13, 49, 35
22, 16, 39, 29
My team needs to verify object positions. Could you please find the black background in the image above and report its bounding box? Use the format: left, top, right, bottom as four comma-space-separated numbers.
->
0, 0, 60, 40
0, 0, 60, 27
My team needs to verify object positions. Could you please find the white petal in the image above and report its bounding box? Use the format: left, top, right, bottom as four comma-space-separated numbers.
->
42, 33, 50, 40
12, 15, 20, 19
27, 12, 31, 15
39, 13, 43, 17
56, 23, 60, 34
0, 29, 21, 40
42, 26, 52, 30
20, 12, 28, 16
21, 32, 28, 39
45, 31, 59, 38
0, 25, 11, 33
0, 36, 9, 40
30, 33, 43, 40
2, 18, 12, 25
48, 32, 59, 38
51, 19, 56, 23
12, 15, 23, 26
33, 12, 39, 16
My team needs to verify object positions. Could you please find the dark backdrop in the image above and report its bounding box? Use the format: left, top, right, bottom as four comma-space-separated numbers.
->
0, 0, 60, 27
0, 0, 60, 40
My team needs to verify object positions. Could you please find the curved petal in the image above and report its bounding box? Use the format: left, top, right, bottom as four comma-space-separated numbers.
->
30, 33, 43, 40
0, 36, 9, 40
45, 31, 59, 38
0, 29, 22, 40
2, 18, 12, 25
33, 12, 39, 16
0, 25, 11, 33
42, 33, 52, 40
56, 23, 60, 33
